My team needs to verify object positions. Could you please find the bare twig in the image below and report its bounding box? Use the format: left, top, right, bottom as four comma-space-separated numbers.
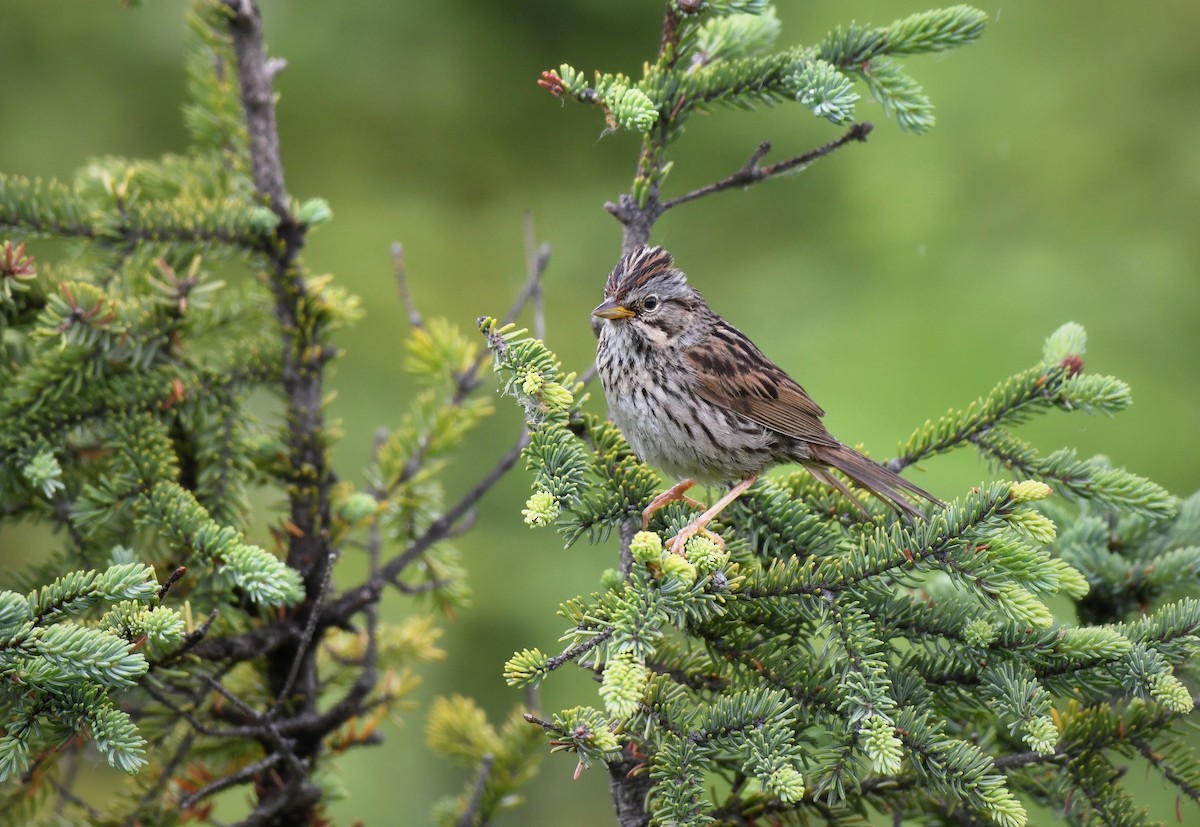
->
273, 547, 338, 710
179, 752, 287, 810
523, 713, 568, 735
522, 213, 548, 340
223, 0, 290, 216
335, 428, 532, 619
176, 606, 221, 655
392, 243, 425, 329
457, 753, 496, 827
124, 732, 196, 824
52, 749, 99, 822
51, 773, 103, 823
660, 122, 874, 213
504, 229, 551, 334
157, 565, 188, 600
1130, 735, 1200, 802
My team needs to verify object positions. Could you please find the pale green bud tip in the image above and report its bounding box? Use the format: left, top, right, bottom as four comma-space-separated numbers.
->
541, 381, 574, 411
629, 530, 664, 565
22, 450, 65, 499
337, 491, 378, 524
1054, 561, 1090, 599
522, 490, 559, 527
297, 197, 332, 226
765, 766, 805, 804
1043, 321, 1087, 363
599, 652, 649, 718
1008, 508, 1057, 544
685, 533, 729, 575
520, 369, 543, 396
1009, 480, 1053, 503
862, 717, 904, 775
659, 553, 698, 587
248, 205, 281, 231
963, 617, 998, 648
991, 797, 1029, 827
1149, 672, 1194, 713
589, 727, 620, 754
1023, 715, 1059, 756
503, 648, 548, 687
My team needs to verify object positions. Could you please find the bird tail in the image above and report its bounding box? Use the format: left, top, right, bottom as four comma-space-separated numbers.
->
806, 443, 942, 519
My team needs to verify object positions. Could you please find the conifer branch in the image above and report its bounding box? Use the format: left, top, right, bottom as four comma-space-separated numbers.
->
2, 4, 545, 822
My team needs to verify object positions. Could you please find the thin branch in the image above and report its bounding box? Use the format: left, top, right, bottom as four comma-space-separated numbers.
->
175, 605, 221, 656
223, 0, 290, 216
158, 565, 188, 600
392, 243, 424, 329
457, 753, 496, 827
343, 428, 532, 611
546, 626, 616, 672
503, 232, 551, 333
392, 244, 547, 490
273, 548, 338, 710
522, 213, 548, 341
51, 774, 103, 823
125, 731, 196, 824
659, 122, 874, 213
179, 752, 286, 810
991, 749, 1065, 771
522, 713, 568, 736
1129, 736, 1200, 802
52, 748, 100, 823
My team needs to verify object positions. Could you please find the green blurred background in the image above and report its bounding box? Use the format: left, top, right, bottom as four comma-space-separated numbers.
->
2, 1, 1198, 824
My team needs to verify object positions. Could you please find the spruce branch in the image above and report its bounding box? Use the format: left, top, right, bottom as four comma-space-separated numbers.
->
2, 3, 546, 822
542, 4, 985, 250
891, 323, 1132, 473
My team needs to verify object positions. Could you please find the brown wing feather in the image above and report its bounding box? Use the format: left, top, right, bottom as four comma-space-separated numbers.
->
685, 317, 840, 448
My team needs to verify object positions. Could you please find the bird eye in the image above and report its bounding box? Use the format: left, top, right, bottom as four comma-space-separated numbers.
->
642, 295, 660, 312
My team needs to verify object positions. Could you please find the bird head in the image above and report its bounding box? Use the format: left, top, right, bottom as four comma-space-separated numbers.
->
593, 246, 701, 343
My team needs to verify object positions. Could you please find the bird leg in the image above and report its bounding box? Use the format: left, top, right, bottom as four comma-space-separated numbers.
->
642, 479, 705, 529
668, 473, 758, 556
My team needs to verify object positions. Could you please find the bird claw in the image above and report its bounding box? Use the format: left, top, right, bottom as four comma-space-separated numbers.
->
642, 479, 703, 530
667, 523, 725, 556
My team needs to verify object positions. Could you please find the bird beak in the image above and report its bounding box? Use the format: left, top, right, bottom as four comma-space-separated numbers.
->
593, 298, 635, 320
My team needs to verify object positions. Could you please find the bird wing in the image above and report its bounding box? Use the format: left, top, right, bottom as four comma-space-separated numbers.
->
685, 318, 841, 448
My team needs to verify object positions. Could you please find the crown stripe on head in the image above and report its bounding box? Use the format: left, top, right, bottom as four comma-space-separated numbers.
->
606, 246, 676, 297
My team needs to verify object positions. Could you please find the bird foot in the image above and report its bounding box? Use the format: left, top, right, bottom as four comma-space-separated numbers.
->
642, 479, 703, 530
667, 522, 725, 556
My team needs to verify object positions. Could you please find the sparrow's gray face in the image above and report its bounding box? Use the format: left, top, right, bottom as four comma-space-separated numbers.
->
594, 246, 703, 347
